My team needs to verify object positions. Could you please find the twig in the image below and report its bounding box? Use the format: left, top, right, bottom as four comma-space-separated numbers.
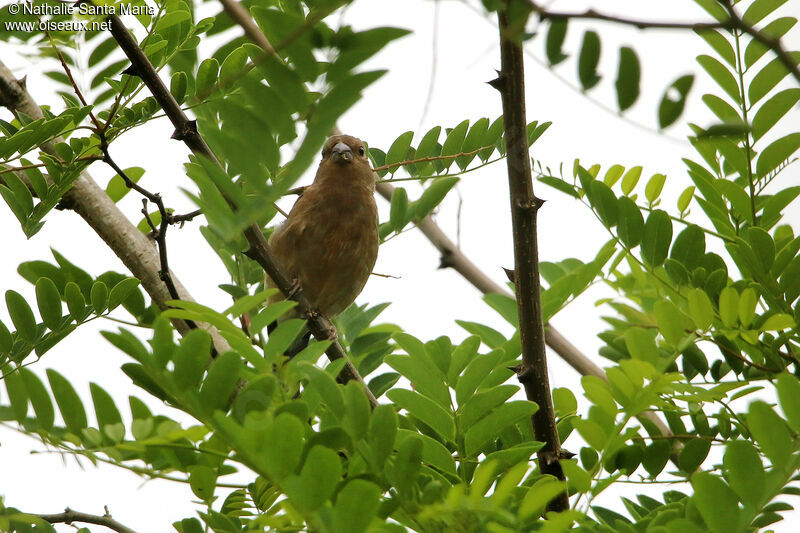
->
169, 208, 203, 224
37, 507, 138, 533
371, 144, 497, 173
495, 1, 568, 511
527, 0, 800, 87
104, 13, 377, 407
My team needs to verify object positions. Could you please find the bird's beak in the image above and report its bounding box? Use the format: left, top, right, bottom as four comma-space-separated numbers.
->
331, 142, 353, 163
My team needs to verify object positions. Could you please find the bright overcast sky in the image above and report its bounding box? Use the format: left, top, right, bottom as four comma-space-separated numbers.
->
1, 0, 799, 530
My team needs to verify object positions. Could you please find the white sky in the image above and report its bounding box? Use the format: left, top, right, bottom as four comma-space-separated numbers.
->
1, 0, 799, 530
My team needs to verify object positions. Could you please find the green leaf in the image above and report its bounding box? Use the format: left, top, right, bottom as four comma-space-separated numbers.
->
6, 289, 38, 342
461, 117, 490, 168
105, 167, 145, 203
603, 165, 625, 187
697, 55, 740, 103
677, 185, 695, 213
4, 369, 29, 422
692, 472, 740, 533
519, 478, 566, 519
718, 286, 739, 327
299, 363, 344, 418
776, 374, 800, 432
743, 0, 788, 25
670, 224, 705, 270
749, 52, 800, 105
761, 313, 794, 331
724, 440, 764, 507
464, 401, 538, 457
659, 75, 694, 128
47, 368, 87, 433
389, 187, 409, 232
0, 319, 11, 354
644, 173, 666, 205
414, 177, 458, 219
752, 88, 800, 141
199, 352, 242, 414
285, 445, 341, 513
333, 480, 381, 533
745, 17, 796, 68
195, 57, 220, 95
696, 29, 735, 66
90, 281, 108, 314
640, 210, 672, 267
64, 282, 87, 320
460, 384, 518, 427
388, 433, 422, 496
385, 131, 414, 171
654, 300, 692, 347
587, 181, 618, 227
386, 388, 455, 441
35, 278, 63, 331
20, 368, 54, 431
756, 132, 800, 178
263, 413, 304, 480
388, 333, 450, 408
107, 278, 141, 312
746, 226, 775, 273
545, 19, 568, 65
368, 404, 398, 470
615, 47, 641, 111
415, 126, 441, 172
173, 329, 211, 390
737, 287, 757, 327
616, 197, 644, 248
578, 30, 601, 90
678, 438, 710, 473
90, 382, 123, 432
440, 120, 470, 171
687, 288, 714, 331
189, 465, 217, 502
621, 166, 642, 195
343, 381, 370, 442
747, 401, 792, 467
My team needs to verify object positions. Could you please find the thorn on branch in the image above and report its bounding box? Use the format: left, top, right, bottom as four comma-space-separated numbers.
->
487, 73, 506, 91
517, 196, 545, 211
122, 64, 140, 78
503, 267, 516, 283
438, 249, 455, 269
171, 120, 198, 141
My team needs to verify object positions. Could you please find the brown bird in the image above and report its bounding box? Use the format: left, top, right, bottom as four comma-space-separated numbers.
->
265, 134, 379, 344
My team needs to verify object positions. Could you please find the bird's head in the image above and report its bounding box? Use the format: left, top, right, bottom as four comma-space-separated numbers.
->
322, 135, 368, 167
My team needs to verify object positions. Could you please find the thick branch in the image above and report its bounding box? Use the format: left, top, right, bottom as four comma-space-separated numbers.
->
496, 2, 568, 510
104, 14, 377, 406
37, 507, 137, 533
0, 60, 231, 355
528, 0, 800, 88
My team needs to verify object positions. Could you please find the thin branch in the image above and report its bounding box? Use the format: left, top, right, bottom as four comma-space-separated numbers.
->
371, 144, 497, 173
527, 0, 800, 87
0, 60, 232, 355
496, 1, 568, 510
36, 507, 138, 533
104, 13, 377, 406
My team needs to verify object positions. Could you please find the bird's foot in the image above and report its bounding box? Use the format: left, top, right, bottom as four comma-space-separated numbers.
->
286, 278, 303, 300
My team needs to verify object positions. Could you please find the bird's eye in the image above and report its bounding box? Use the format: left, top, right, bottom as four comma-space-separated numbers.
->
358, 146, 365, 156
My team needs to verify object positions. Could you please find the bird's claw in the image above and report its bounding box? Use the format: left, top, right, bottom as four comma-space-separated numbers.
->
287, 278, 303, 300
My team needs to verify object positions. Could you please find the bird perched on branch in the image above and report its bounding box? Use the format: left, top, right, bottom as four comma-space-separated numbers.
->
265, 134, 379, 348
